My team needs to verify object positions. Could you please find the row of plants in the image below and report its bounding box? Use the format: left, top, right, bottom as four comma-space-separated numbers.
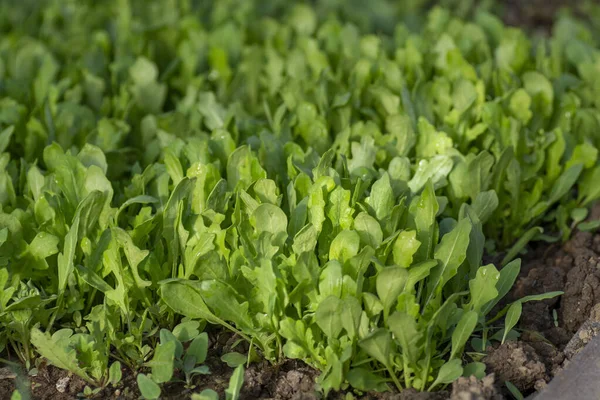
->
1, 0, 600, 397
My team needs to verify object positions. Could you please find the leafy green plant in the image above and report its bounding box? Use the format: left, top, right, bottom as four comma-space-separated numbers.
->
137, 322, 211, 399
0, 0, 599, 396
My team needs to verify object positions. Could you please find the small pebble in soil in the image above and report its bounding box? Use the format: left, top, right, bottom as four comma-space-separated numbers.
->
55, 376, 70, 393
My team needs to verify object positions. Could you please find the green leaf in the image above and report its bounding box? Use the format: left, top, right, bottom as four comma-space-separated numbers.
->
392, 230, 421, 268
502, 302, 522, 344
388, 312, 421, 364
548, 164, 583, 205
137, 373, 161, 400
354, 212, 383, 249
329, 230, 360, 262
187, 333, 209, 365
450, 311, 478, 359
579, 220, 600, 232
519, 291, 563, 303
109, 362, 122, 386
30, 328, 92, 384
147, 340, 176, 383
221, 352, 247, 368
481, 259, 521, 315
425, 218, 471, 306
225, 365, 244, 400
346, 368, 389, 392
327, 187, 354, 230
467, 264, 500, 313
341, 296, 362, 340
376, 267, 408, 318
463, 362, 486, 379
315, 295, 343, 339
367, 173, 395, 221
251, 203, 288, 236
410, 181, 439, 262
429, 359, 463, 390
192, 390, 220, 400
173, 321, 201, 342
160, 281, 215, 321
0, 126, 14, 154
505, 381, 525, 400
358, 328, 391, 367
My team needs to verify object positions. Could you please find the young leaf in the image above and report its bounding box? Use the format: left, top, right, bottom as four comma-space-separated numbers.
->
463, 362, 486, 379
358, 329, 392, 367
108, 362, 122, 385
315, 295, 343, 339
221, 352, 247, 368
30, 328, 92, 384
225, 365, 245, 400
502, 302, 522, 344
147, 340, 176, 383
376, 267, 408, 319
506, 381, 525, 400
467, 264, 500, 313
388, 312, 422, 364
450, 311, 478, 359
481, 259, 521, 315
137, 373, 161, 400
187, 333, 209, 365
425, 218, 472, 306
192, 390, 220, 400
428, 359, 463, 390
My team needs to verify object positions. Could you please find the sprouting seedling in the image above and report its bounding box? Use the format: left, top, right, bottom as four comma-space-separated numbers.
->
138, 322, 211, 399
191, 364, 245, 400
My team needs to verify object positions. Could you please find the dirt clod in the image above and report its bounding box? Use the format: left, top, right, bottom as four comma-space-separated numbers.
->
563, 304, 600, 361
240, 359, 318, 400
483, 341, 547, 392
450, 375, 501, 400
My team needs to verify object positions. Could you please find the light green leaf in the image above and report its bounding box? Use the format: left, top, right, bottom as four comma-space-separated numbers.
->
450, 311, 478, 359
315, 295, 344, 339
30, 328, 91, 383
467, 264, 500, 313
502, 302, 522, 344
137, 373, 161, 400
358, 328, 392, 367
225, 365, 244, 400
221, 352, 247, 368
429, 359, 463, 390
147, 340, 176, 383
426, 218, 471, 306
376, 267, 408, 318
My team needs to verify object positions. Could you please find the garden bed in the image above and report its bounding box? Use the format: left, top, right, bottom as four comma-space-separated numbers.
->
2, 0, 600, 399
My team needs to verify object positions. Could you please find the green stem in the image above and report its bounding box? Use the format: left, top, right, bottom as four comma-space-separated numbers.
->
386, 363, 403, 392
403, 358, 411, 389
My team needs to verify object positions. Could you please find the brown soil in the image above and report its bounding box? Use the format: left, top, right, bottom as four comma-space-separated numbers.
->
483, 215, 600, 398
500, 0, 585, 31
450, 375, 502, 400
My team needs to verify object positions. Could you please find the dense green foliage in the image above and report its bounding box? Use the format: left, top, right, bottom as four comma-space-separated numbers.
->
1, 0, 599, 396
